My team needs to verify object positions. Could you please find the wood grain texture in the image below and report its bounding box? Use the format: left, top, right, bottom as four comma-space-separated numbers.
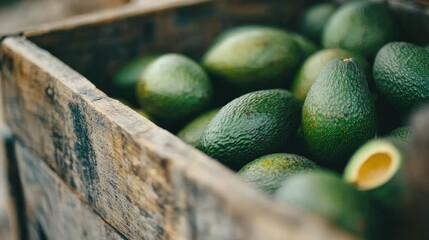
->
0, 36, 354, 240
14, 140, 125, 240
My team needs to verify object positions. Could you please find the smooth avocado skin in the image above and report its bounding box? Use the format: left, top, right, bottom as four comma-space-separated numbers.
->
322, 1, 396, 58
238, 153, 318, 194
202, 26, 304, 89
299, 3, 337, 43
302, 58, 376, 169
137, 54, 213, 122
275, 171, 373, 237
113, 55, 159, 103
197, 89, 300, 169
177, 108, 220, 147
373, 42, 429, 114
292, 48, 369, 102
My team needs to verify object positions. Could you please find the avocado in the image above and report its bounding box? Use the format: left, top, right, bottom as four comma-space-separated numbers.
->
344, 138, 406, 238
197, 89, 300, 169
387, 126, 410, 141
177, 108, 220, 147
344, 138, 405, 209
373, 42, 429, 114
302, 58, 376, 169
202, 26, 304, 89
299, 3, 337, 43
290, 33, 318, 59
322, 1, 396, 58
238, 153, 318, 194
113, 55, 159, 103
292, 48, 369, 102
275, 170, 373, 237
136, 54, 213, 122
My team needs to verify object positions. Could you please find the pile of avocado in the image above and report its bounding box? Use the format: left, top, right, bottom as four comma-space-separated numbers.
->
112, 1, 428, 238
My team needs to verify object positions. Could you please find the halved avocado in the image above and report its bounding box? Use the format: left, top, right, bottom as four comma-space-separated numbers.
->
344, 139, 404, 192
344, 138, 406, 238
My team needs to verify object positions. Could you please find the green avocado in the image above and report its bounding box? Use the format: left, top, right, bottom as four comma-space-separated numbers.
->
238, 153, 318, 194
344, 138, 405, 210
290, 33, 318, 59
197, 89, 300, 169
302, 58, 376, 169
322, 1, 396, 58
387, 126, 410, 142
344, 138, 406, 238
177, 108, 220, 147
275, 170, 373, 237
113, 55, 159, 103
202, 26, 305, 89
373, 42, 429, 114
136, 53, 213, 122
292, 48, 368, 102
299, 3, 337, 43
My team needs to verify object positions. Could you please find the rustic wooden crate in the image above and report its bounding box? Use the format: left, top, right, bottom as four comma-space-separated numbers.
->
0, 0, 428, 239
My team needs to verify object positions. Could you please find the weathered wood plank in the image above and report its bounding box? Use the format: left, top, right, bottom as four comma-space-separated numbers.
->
1, 36, 354, 240
0, 128, 18, 240
13, 139, 125, 240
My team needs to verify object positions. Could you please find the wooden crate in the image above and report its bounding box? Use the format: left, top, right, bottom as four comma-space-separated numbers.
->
0, 0, 428, 239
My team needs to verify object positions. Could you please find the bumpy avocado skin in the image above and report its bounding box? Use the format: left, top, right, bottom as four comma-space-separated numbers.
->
238, 153, 318, 194
275, 171, 373, 237
292, 48, 369, 102
387, 126, 410, 141
177, 108, 220, 147
137, 54, 213, 122
302, 58, 376, 169
202, 26, 305, 89
299, 3, 337, 42
197, 89, 300, 169
373, 42, 429, 114
322, 1, 396, 58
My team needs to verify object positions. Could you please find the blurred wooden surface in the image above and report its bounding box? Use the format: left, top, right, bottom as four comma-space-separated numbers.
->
0, 0, 128, 35
0, 128, 18, 240
405, 106, 429, 240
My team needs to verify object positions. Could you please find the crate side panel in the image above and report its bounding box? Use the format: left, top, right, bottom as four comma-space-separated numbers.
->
14, 141, 125, 240
1, 37, 184, 240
